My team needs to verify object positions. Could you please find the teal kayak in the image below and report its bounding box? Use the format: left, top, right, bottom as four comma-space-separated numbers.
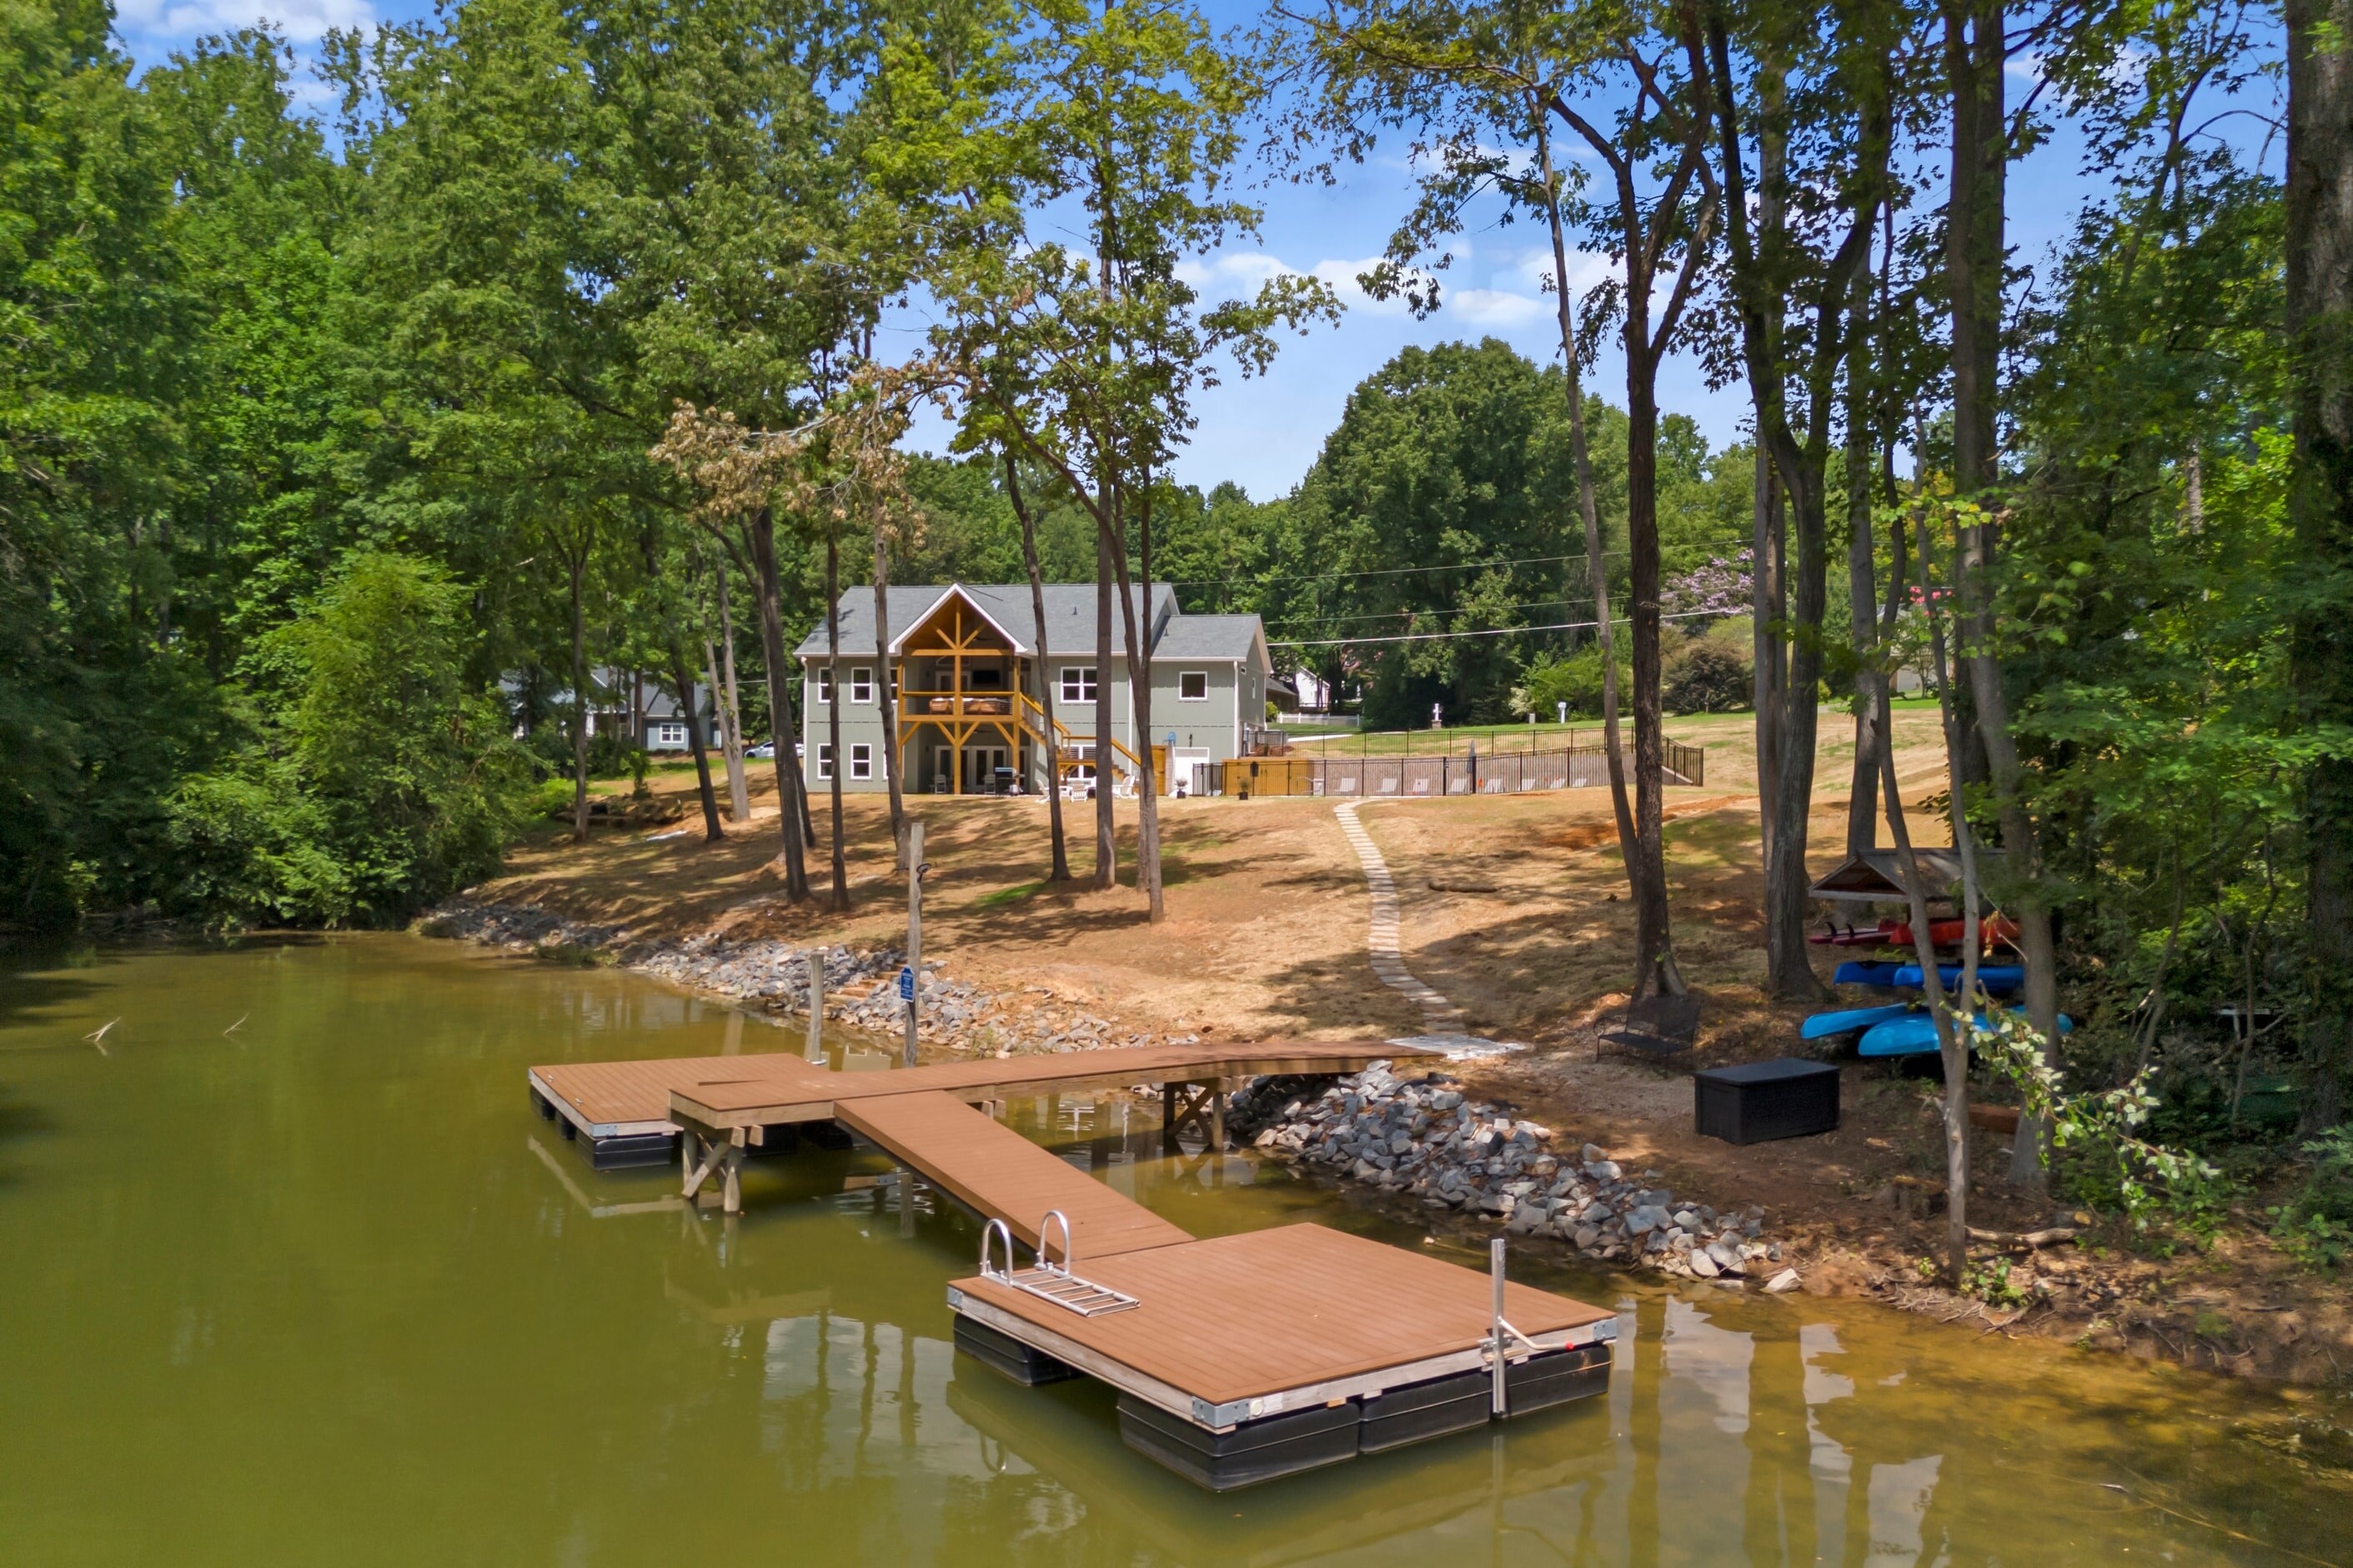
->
1859, 1009, 2075, 1057
1800, 1003, 1917, 1041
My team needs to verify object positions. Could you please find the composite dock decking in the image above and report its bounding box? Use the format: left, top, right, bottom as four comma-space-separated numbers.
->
528, 1038, 1422, 1145
951, 1224, 1614, 1419
529, 1053, 834, 1140
528, 1034, 1618, 1489
833, 1089, 1194, 1259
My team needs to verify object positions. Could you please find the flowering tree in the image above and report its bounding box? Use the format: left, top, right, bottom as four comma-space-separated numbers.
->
1661, 550, 1755, 619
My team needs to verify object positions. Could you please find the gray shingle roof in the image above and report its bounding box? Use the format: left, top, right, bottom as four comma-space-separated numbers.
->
1151, 613, 1263, 660
794, 583, 1258, 662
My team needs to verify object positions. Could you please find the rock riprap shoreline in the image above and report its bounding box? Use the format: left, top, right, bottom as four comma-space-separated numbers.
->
421, 899, 1196, 1058
1230, 1063, 1798, 1287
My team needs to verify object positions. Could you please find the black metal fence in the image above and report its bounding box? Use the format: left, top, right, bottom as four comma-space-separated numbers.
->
1302, 740, 1704, 799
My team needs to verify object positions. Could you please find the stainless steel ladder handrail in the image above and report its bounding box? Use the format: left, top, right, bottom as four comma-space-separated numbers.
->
975, 1209, 1141, 1318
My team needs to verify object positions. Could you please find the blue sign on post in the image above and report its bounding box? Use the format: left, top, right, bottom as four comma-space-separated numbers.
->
897, 965, 915, 1001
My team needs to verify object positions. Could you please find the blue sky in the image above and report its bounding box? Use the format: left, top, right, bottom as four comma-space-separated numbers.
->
111, 0, 2280, 502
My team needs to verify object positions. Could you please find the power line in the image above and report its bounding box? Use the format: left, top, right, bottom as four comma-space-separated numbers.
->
1170, 534, 1753, 594
1263, 597, 1582, 629
1268, 609, 1722, 649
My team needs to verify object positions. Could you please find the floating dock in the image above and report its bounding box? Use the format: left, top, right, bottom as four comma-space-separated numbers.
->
529, 1038, 1618, 1488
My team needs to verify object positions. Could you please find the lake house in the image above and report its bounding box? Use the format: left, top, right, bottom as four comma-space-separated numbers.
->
793, 583, 1272, 796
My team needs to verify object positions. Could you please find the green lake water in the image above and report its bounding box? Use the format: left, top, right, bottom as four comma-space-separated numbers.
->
0, 934, 2345, 1565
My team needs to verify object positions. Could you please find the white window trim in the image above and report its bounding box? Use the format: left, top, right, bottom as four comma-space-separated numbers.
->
654, 721, 686, 745
815, 668, 834, 704
850, 743, 872, 780
850, 666, 873, 704
1061, 664, 1098, 704
815, 744, 834, 780
1177, 669, 1209, 702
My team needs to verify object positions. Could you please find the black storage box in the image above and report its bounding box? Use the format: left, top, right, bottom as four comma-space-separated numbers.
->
1118, 1394, 1359, 1490
1694, 1058, 1840, 1145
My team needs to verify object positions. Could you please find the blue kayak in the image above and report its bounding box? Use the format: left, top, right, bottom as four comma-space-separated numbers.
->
1894, 963, 2024, 994
1800, 1003, 1917, 1041
1835, 959, 2025, 994
1859, 1009, 2075, 1057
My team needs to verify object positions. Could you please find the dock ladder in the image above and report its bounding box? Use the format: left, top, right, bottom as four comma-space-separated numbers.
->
979, 1211, 1142, 1318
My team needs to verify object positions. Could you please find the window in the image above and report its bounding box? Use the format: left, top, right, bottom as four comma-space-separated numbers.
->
815, 668, 834, 704
653, 722, 686, 746
850, 744, 872, 780
815, 744, 833, 780
850, 667, 873, 704
1178, 669, 1209, 702
1061, 665, 1097, 703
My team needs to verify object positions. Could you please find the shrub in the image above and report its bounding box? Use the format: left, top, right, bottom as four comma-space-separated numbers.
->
1663, 635, 1753, 713
2271, 1128, 2353, 1270
168, 552, 534, 926
1517, 644, 1630, 721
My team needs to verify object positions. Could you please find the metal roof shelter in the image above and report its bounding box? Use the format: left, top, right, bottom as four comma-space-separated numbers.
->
1809, 848, 2006, 904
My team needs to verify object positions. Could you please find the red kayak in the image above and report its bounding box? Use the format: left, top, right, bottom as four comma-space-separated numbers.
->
1809, 915, 2020, 950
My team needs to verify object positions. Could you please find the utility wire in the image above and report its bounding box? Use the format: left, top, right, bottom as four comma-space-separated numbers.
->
1268, 609, 1722, 649
1170, 533, 1753, 593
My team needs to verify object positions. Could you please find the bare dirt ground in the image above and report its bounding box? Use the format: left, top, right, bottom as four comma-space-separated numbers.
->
476, 710, 2353, 1385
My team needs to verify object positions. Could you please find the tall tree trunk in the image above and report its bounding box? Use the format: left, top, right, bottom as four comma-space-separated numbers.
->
1706, 23, 1885, 1004
1123, 479, 1164, 920
1844, 463, 1882, 859
871, 530, 906, 867
745, 506, 810, 900
824, 538, 850, 913
1752, 61, 1789, 872
1914, 511, 1982, 1283
1535, 102, 1640, 904
1008, 455, 1071, 881
568, 552, 591, 843
2286, 0, 2353, 1125
1845, 239, 1883, 859
1946, 0, 2004, 502
1625, 362, 1684, 998
711, 558, 750, 822
1753, 453, 1785, 856
1093, 522, 1116, 888
1945, 0, 2060, 1182
1765, 464, 1831, 1002
668, 642, 724, 844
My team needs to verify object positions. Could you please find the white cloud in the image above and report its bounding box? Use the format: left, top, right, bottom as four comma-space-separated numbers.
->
115, 0, 372, 47
1445, 288, 1549, 328
1510, 244, 1614, 298
1178, 248, 1420, 317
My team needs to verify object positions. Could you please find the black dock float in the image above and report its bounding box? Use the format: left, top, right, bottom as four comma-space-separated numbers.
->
956, 1317, 1081, 1386
1358, 1369, 1493, 1453
1117, 1394, 1362, 1491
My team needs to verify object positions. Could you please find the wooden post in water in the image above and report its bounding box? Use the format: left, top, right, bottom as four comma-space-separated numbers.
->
805, 950, 825, 1062
904, 819, 925, 1068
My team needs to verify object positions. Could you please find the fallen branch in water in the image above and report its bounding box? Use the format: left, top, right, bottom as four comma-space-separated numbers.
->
83, 1018, 118, 1055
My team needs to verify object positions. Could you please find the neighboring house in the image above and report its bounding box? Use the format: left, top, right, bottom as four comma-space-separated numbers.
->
504, 666, 719, 752
793, 582, 1272, 796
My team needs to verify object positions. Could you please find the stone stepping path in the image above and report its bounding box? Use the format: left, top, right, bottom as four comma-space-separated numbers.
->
1332, 800, 1467, 1035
